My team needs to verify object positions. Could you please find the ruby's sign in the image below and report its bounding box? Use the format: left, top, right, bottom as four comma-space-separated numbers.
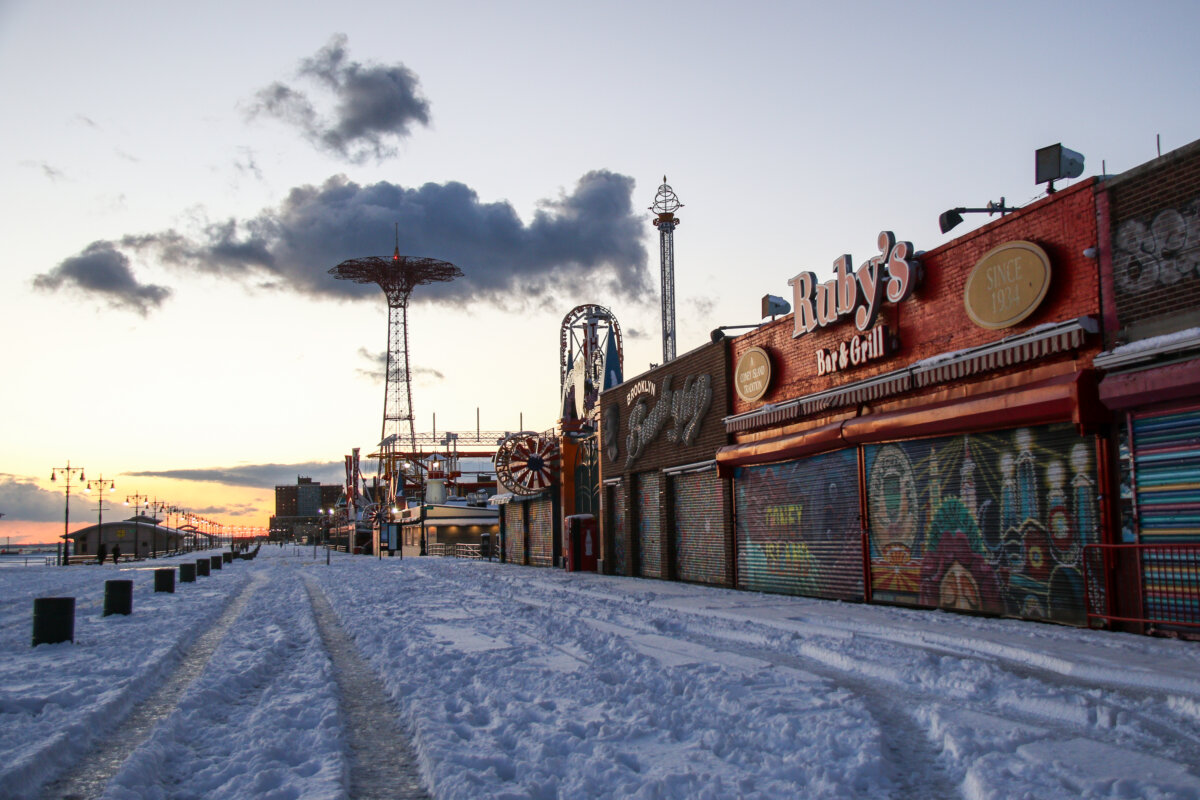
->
788, 231, 921, 338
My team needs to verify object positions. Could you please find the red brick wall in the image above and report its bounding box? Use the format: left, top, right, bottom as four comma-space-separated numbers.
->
731, 180, 1103, 418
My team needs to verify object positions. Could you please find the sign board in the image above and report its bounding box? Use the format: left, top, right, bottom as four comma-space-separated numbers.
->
734, 347, 772, 402
963, 241, 1051, 329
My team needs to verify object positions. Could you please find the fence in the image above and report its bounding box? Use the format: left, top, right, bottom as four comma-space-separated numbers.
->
1084, 543, 1200, 631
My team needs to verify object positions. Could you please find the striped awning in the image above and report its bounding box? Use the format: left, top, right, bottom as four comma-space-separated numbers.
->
724, 317, 1096, 434
911, 317, 1097, 387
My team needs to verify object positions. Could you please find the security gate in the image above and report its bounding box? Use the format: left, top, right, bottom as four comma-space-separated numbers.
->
734, 448, 863, 600
672, 469, 727, 585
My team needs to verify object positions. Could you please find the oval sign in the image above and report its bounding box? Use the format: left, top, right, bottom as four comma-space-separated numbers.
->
734, 346, 772, 402
963, 241, 1051, 329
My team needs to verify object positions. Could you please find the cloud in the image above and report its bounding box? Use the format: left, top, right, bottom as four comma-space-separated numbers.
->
355, 347, 386, 381
0, 474, 72, 522
688, 296, 717, 318
415, 366, 445, 381
47, 170, 649, 313
356, 348, 445, 383
190, 503, 260, 518
248, 34, 430, 163
21, 160, 66, 181
126, 461, 345, 489
32, 240, 171, 315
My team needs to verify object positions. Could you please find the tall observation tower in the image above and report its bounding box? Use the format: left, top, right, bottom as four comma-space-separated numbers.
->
329, 230, 462, 503
651, 177, 683, 363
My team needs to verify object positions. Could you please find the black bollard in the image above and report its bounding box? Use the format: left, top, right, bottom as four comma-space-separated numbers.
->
210, 555, 223, 571
32, 597, 75, 646
222, 552, 233, 564
179, 562, 196, 582
103, 580, 134, 616
197, 558, 211, 577
154, 568, 175, 593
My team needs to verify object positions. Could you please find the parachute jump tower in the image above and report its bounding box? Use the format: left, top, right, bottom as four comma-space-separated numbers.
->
651, 176, 683, 364
330, 230, 462, 505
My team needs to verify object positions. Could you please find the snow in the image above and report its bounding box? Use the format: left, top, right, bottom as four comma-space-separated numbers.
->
1106, 326, 1200, 356
3, 547, 1200, 799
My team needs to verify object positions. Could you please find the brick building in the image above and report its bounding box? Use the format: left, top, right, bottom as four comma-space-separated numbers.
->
270, 476, 343, 541
1094, 139, 1200, 630
598, 340, 733, 585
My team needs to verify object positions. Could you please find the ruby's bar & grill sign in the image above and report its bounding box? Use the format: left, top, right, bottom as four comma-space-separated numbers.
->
787, 230, 920, 371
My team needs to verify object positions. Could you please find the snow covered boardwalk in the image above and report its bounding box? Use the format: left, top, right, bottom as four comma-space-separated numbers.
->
2, 547, 1200, 798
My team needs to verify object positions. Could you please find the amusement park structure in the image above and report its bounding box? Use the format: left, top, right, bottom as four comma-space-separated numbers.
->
495, 304, 622, 499
329, 229, 462, 505
651, 176, 683, 364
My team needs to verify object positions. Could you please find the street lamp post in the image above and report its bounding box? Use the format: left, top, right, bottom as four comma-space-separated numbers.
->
124, 493, 148, 560
84, 475, 116, 562
145, 499, 170, 558
50, 461, 85, 566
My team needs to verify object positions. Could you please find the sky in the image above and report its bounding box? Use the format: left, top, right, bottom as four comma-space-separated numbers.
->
2, 0, 1200, 542
4, 551, 1200, 798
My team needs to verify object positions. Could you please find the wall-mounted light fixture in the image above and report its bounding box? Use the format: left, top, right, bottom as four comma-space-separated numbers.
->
938, 198, 1019, 234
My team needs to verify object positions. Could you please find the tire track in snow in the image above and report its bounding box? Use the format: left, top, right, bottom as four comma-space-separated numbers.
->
39, 570, 266, 800
302, 575, 429, 800
481, 568, 1200, 794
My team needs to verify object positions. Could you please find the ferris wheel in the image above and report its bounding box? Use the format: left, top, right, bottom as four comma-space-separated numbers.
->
495, 431, 560, 495
559, 304, 622, 419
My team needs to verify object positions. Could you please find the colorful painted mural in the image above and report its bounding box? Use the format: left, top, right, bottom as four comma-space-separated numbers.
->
865, 423, 1102, 624
734, 448, 863, 600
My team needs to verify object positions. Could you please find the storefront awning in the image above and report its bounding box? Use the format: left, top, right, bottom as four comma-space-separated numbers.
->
723, 317, 1097, 435
1098, 359, 1200, 410
716, 368, 1105, 475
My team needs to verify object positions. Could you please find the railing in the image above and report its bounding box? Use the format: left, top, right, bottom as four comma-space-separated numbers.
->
427, 543, 446, 557
456, 543, 482, 559
1084, 543, 1200, 630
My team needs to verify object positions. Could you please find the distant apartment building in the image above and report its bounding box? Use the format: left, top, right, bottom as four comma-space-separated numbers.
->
269, 476, 343, 541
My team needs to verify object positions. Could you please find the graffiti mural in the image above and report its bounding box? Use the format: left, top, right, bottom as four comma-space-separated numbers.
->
734, 448, 863, 600
865, 423, 1101, 624
1113, 197, 1200, 294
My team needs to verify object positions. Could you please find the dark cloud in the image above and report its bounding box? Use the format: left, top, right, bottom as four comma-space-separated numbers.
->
0, 474, 68, 522
126, 461, 344, 489
33, 240, 171, 315
190, 503, 260, 517
49, 170, 649, 312
249, 34, 430, 163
